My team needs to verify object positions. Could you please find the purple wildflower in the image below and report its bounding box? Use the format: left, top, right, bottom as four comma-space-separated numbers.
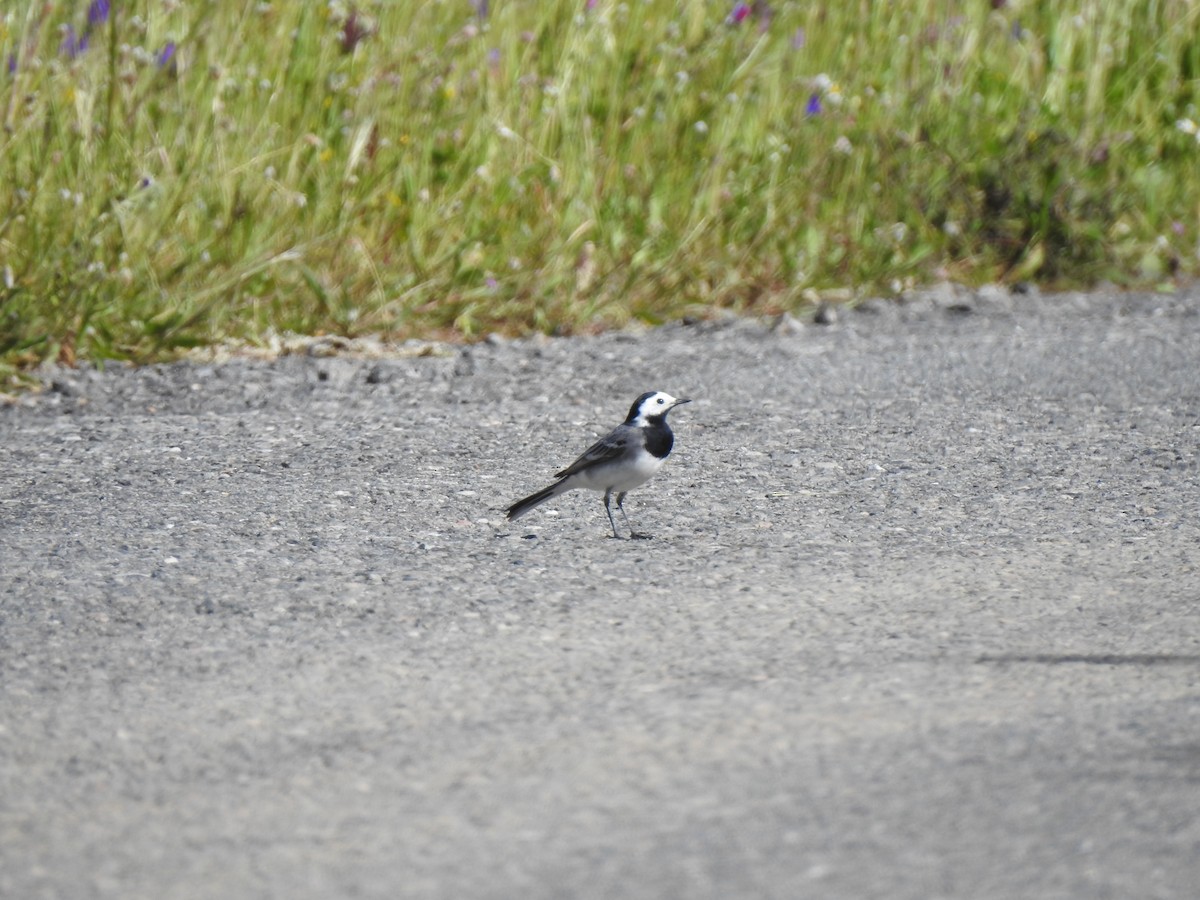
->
6, 53, 16, 75
473, 0, 489, 19
339, 7, 373, 54
805, 93, 822, 117
586, 0, 598, 9
157, 42, 177, 69
87, 0, 111, 28
60, 25, 89, 59
753, 0, 774, 29
726, 2, 773, 28
791, 27, 806, 50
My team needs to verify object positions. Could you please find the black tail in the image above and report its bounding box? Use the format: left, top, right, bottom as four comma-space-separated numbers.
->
506, 480, 569, 520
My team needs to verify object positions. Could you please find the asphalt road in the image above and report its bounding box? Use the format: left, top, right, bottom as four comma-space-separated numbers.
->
2, 285, 1199, 899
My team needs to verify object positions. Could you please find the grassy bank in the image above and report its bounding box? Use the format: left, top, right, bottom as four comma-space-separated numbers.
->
2, 1, 1199, 376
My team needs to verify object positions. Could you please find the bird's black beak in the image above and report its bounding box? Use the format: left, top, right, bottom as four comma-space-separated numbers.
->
675, 398, 692, 406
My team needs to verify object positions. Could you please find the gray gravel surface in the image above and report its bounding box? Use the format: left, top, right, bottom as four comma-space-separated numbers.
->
2, 285, 1199, 899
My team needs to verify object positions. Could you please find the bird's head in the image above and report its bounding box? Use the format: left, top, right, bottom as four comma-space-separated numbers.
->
626, 391, 691, 426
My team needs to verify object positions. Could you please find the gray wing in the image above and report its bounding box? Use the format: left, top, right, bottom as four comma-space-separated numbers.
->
554, 425, 632, 479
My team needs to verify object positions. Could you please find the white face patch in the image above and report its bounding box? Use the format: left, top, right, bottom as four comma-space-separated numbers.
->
633, 392, 678, 424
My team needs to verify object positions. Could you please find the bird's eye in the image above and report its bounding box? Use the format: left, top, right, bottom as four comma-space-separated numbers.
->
657, 398, 664, 404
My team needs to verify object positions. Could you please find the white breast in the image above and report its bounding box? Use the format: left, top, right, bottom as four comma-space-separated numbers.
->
571, 449, 664, 493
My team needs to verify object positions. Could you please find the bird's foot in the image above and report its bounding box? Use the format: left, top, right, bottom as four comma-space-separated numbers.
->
628, 531, 653, 540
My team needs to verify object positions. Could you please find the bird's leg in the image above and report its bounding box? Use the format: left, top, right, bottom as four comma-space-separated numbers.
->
603, 489, 619, 539
615, 491, 633, 533
616, 491, 651, 540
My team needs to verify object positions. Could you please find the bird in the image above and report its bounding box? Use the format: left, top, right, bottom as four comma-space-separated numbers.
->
506, 391, 691, 539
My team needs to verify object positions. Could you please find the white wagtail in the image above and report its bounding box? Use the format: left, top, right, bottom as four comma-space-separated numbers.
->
506, 391, 691, 539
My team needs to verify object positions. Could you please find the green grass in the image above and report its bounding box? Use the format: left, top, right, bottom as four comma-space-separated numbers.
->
3, 1, 1200, 377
